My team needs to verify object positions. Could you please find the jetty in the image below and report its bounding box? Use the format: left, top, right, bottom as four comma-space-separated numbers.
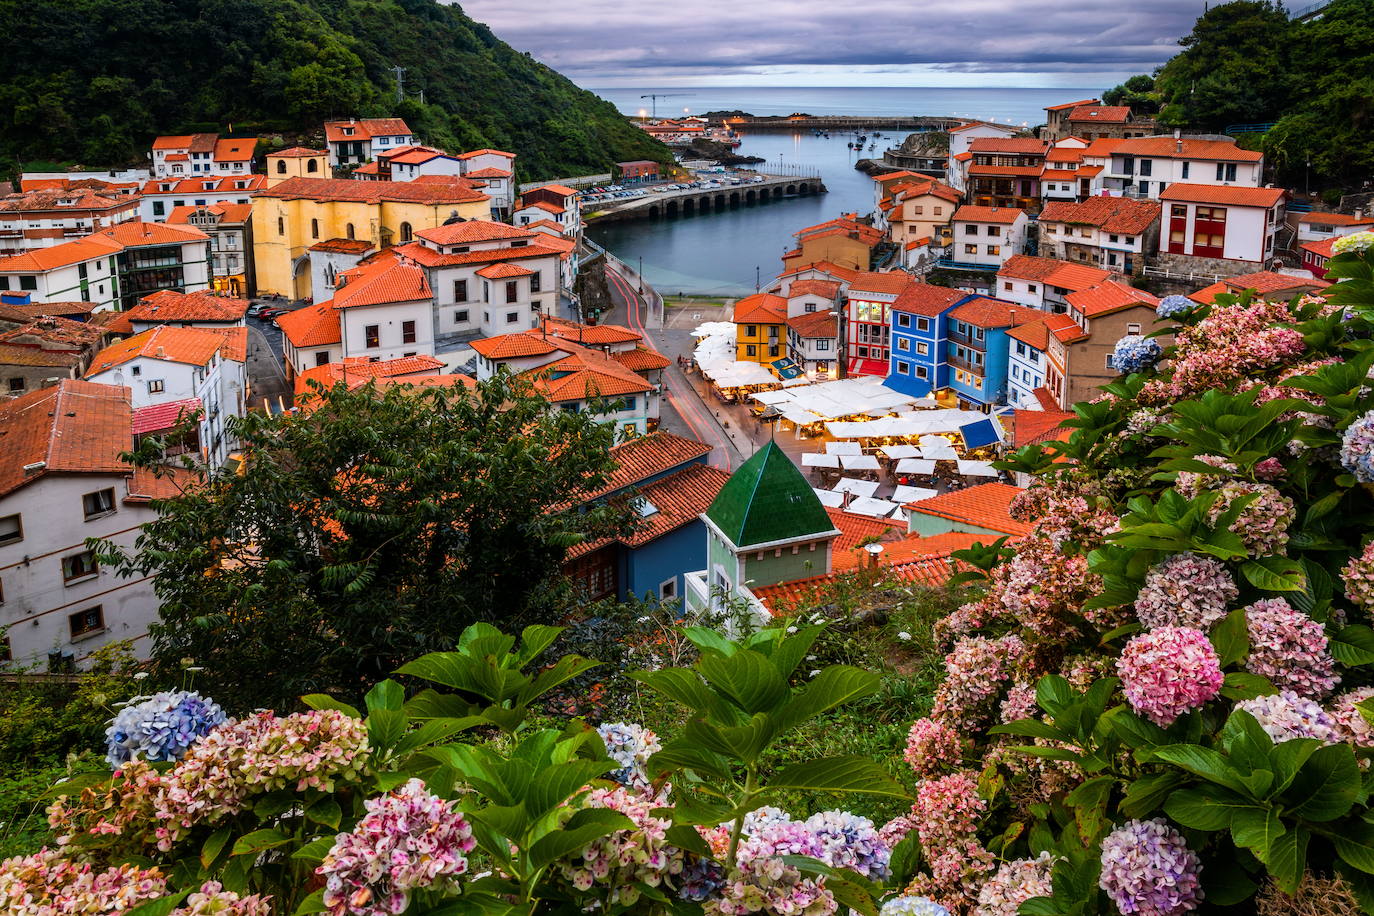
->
714, 115, 963, 133
583, 172, 825, 224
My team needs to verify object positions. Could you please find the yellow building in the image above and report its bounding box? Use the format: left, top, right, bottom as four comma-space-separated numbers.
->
250, 177, 490, 297
264, 148, 330, 187
733, 293, 789, 366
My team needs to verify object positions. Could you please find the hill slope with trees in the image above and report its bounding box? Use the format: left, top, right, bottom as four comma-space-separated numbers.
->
0, 0, 670, 180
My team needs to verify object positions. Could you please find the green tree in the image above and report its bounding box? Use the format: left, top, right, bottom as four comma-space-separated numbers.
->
104, 377, 634, 712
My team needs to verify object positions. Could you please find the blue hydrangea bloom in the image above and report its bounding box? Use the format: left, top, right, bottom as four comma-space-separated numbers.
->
805, 810, 891, 879
1341, 411, 1374, 483
880, 896, 951, 916
1156, 295, 1194, 318
595, 721, 661, 789
677, 858, 726, 901
104, 690, 226, 768
1111, 335, 1162, 374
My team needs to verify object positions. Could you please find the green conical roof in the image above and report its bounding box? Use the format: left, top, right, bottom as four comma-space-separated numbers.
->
705, 441, 837, 549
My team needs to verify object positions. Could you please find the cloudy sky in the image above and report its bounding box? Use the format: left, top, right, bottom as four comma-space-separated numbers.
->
454, 0, 1204, 88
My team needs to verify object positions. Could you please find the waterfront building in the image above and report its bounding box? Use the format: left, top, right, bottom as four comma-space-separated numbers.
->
166, 203, 255, 297
843, 271, 912, 377
950, 205, 1029, 269
0, 222, 211, 312
947, 122, 1020, 172
1037, 196, 1162, 275
0, 187, 140, 257
1158, 184, 1286, 273
1042, 99, 1156, 141
733, 293, 789, 369
138, 174, 265, 223
943, 296, 1043, 409
1043, 99, 1101, 140
885, 283, 970, 399
150, 134, 254, 179
1101, 137, 1264, 201
249, 177, 490, 298
85, 325, 247, 468
878, 178, 961, 257
562, 432, 727, 603
783, 214, 881, 273
995, 254, 1115, 313
967, 138, 1049, 211
324, 119, 415, 168
516, 184, 581, 236
455, 150, 518, 220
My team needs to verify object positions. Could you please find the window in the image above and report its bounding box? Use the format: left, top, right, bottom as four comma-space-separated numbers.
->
310, 218, 319, 240
817, 339, 831, 351
530, 272, 541, 293
1106, 353, 1116, 369
365, 325, 380, 348
744, 324, 757, 337
277, 216, 285, 236
346, 223, 355, 240
131, 366, 141, 377
1139, 159, 1152, 176
1181, 162, 1190, 179
934, 207, 943, 216
964, 244, 977, 255
1028, 284, 1038, 294
8, 378, 22, 392
857, 346, 868, 357
62, 550, 98, 582
916, 317, 930, 332
454, 280, 468, 302
914, 206, 924, 215
399, 222, 413, 243
1109, 234, 1119, 244
1003, 282, 1013, 291
896, 314, 911, 328
897, 337, 910, 352
314, 351, 330, 367
505, 281, 518, 303
897, 361, 911, 375
1127, 323, 1141, 334
0, 514, 21, 546
986, 245, 1000, 255
804, 303, 816, 312
82, 488, 115, 519
454, 309, 469, 323
745, 344, 757, 357
1216, 163, 1238, 182
986, 226, 998, 236
506, 311, 519, 324
965, 225, 977, 235
916, 365, 929, 379
276, 160, 288, 175
1016, 341, 1026, 356
69, 606, 104, 639
307, 159, 319, 173
148, 380, 165, 394
402, 321, 416, 344
152, 200, 165, 217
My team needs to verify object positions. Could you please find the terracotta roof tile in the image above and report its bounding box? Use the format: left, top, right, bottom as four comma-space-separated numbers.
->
126, 290, 249, 324
277, 303, 341, 348
889, 283, 966, 317
456, 149, 516, 160
1066, 280, 1160, 317
1188, 271, 1332, 304
949, 297, 1044, 329
476, 262, 535, 279
213, 138, 254, 162
568, 463, 730, 558
1038, 196, 1161, 235
906, 482, 1030, 536
309, 238, 375, 254
395, 241, 563, 269
132, 398, 201, 435
332, 259, 432, 310
953, 205, 1027, 225
468, 333, 562, 359
1113, 137, 1263, 162
785, 311, 838, 338
998, 254, 1113, 290
1067, 105, 1132, 123
269, 147, 327, 159
86, 326, 245, 375
418, 220, 535, 245
1045, 98, 1101, 111
847, 271, 913, 296
294, 355, 444, 397
968, 138, 1050, 155
258, 176, 486, 205
543, 318, 642, 346
733, 293, 788, 323
582, 432, 713, 502
0, 379, 132, 498
1299, 212, 1374, 227
1159, 183, 1284, 207
787, 279, 842, 300
324, 119, 411, 143
1301, 238, 1336, 259
611, 346, 671, 371
124, 465, 200, 504
1012, 408, 1075, 448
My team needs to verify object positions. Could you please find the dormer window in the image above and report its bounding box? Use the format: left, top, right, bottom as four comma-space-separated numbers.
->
342, 127, 354, 136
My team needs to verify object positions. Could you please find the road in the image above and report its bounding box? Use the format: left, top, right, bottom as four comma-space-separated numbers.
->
603, 265, 746, 470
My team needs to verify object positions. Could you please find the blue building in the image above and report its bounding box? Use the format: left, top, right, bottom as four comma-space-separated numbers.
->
561, 432, 729, 604
884, 284, 971, 398
944, 297, 1042, 409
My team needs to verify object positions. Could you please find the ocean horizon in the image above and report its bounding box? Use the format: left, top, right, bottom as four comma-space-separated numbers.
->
589, 85, 1105, 127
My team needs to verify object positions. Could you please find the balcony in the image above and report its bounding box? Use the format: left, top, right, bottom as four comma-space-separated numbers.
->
946, 351, 985, 373
946, 326, 985, 348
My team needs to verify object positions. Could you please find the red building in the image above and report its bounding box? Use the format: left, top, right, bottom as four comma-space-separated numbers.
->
616, 160, 661, 181
843, 271, 913, 376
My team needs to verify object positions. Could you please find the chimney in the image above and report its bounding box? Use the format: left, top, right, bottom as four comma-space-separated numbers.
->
22, 461, 46, 476
156, 346, 166, 358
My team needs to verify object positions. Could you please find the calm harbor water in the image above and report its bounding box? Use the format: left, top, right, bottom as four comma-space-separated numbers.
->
586, 87, 1098, 296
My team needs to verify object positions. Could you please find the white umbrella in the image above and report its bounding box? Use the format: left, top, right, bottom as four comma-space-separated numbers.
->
825, 441, 862, 456
847, 497, 901, 518
840, 454, 880, 471
881, 445, 920, 459
896, 458, 938, 475
893, 485, 940, 504
812, 488, 845, 508
833, 478, 880, 497
957, 460, 999, 477
802, 453, 840, 468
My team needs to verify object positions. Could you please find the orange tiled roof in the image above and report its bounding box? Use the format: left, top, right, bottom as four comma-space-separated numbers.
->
968, 138, 1049, 155
124, 465, 200, 504
1066, 280, 1160, 317
277, 303, 341, 348
1301, 238, 1336, 259
455, 149, 516, 160
1038, 196, 1160, 235
543, 317, 642, 346
1113, 137, 1263, 163
968, 165, 1044, 178
1158, 183, 1285, 208
874, 170, 923, 184
385, 146, 451, 165
86, 326, 245, 375
778, 260, 861, 284
1046, 98, 1101, 112
0, 380, 132, 498
131, 398, 202, 435
469, 333, 563, 360
126, 290, 250, 324
889, 177, 962, 205
1080, 138, 1127, 159
1299, 212, 1374, 227
786, 311, 838, 338
1012, 407, 1075, 448
519, 200, 566, 215
332, 259, 432, 310
0, 188, 135, 215
847, 271, 913, 296
476, 262, 535, 279
269, 146, 326, 159
733, 293, 788, 323
568, 462, 729, 558
1045, 148, 1085, 164
584, 432, 712, 502
87, 310, 134, 335
612, 346, 671, 371
324, 119, 411, 143
536, 184, 579, 197
953, 205, 1026, 225
1040, 169, 1083, 182
998, 254, 1112, 290
309, 238, 375, 255
787, 278, 842, 300
294, 355, 444, 397
0, 341, 82, 367
1188, 271, 1331, 304
1067, 105, 1131, 123
889, 283, 965, 317
141, 175, 266, 196
1006, 320, 1048, 349
949, 296, 1042, 330
213, 138, 254, 162
522, 345, 653, 401
907, 482, 1030, 536
258, 176, 486, 205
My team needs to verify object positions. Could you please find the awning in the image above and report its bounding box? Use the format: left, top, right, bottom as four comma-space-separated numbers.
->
840, 454, 880, 471
847, 496, 902, 519
957, 460, 999, 477
893, 485, 939, 504
881, 445, 920, 459
782, 408, 827, 425
812, 487, 845, 508
833, 478, 880, 497
895, 458, 937, 475
802, 453, 840, 468
771, 357, 804, 380
848, 357, 889, 377
825, 441, 862, 456
959, 418, 1004, 449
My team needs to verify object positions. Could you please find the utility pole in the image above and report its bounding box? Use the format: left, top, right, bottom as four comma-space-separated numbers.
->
390, 65, 406, 104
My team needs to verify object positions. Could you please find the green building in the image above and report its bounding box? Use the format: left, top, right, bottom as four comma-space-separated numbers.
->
685, 441, 841, 620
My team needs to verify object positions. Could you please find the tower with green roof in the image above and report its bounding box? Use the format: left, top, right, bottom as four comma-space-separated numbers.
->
692, 441, 841, 615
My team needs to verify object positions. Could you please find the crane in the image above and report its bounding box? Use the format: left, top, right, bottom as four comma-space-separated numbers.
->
639, 93, 694, 120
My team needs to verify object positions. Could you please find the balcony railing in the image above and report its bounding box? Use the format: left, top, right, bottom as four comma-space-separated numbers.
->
947, 351, 985, 373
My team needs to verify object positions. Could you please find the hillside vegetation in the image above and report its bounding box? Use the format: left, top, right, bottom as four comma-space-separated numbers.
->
0, 0, 670, 180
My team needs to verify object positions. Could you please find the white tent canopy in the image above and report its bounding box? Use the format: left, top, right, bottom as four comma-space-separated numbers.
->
893, 485, 940, 504
881, 445, 920, 459
802, 453, 840, 468
840, 454, 880, 471
825, 441, 862, 456
751, 389, 793, 405
895, 458, 938, 475
700, 361, 777, 388
847, 497, 902, 518
957, 460, 1000, 477
812, 488, 845, 508
833, 478, 880, 497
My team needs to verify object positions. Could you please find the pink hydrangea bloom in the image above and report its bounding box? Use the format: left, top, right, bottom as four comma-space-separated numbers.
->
1099, 819, 1203, 916
903, 718, 967, 779
709, 820, 836, 916
1327, 686, 1374, 745
557, 786, 684, 905
1244, 598, 1338, 699
1134, 553, 1238, 631
912, 771, 985, 851
1117, 627, 1223, 726
999, 683, 1038, 724
172, 882, 271, 916
1342, 540, 1374, 613
0, 849, 166, 916
318, 778, 475, 916
974, 852, 1056, 916
931, 634, 1025, 730
1235, 692, 1339, 743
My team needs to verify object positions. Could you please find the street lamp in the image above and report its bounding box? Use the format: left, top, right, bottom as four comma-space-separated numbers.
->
755, 265, 760, 293
638, 255, 643, 294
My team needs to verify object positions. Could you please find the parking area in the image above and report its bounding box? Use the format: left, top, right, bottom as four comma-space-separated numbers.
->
578, 169, 769, 207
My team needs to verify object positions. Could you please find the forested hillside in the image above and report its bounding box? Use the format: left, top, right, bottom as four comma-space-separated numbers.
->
0, 0, 670, 180
1104, 0, 1374, 188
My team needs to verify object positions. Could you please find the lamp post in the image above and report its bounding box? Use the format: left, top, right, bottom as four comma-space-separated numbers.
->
638, 255, 643, 294
755, 265, 760, 293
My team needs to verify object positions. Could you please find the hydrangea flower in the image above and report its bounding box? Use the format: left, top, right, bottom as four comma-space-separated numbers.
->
1333, 231, 1374, 255
104, 691, 226, 768
804, 810, 890, 879
999, 683, 1038, 724
1235, 691, 1339, 743
1112, 335, 1163, 374
741, 806, 793, 835
912, 771, 985, 851
709, 820, 836, 916
1244, 598, 1338, 699
880, 897, 950, 916
557, 785, 684, 905
172, 882, 272, 916
678, 858, 727, 902
1342, 540, 1374, 612
1098, 819, 1203, 916
931, 634, 1025, 730
1341, 411, 1374, 483
319, 779, 475, 916
1328, 686, 1374, 745
1207, 481, 1295, 557
1134, 553, 1238, 631
1156, 295, 1194, 318
0, 849, 167, 916
1117, 627, 1223, 726
903, 718, 966, 779
596, 721, 662, 792
974, 852, 1055, 916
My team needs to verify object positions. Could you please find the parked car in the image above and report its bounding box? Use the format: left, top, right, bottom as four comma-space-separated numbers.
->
247, 303, 271, 318
258, 307, 288, 322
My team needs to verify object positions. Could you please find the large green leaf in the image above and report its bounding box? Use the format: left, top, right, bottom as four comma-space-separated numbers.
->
1240, 557, 1305, 592
230, 828, 293, 856
1119, 771, 1185, 819
526, 809, 633, 869
300, 694, 361, 717
1282, 743, 1359, 822
1330, 625, 1374, 667
1230, 806, 1285, 860
771, 666, 880, 735
630, 669, 729, 720
768, 756, 907, 797
524, 760, 614, 819
1209, 610, 1250, 668
365, 678, 405, 713
200, 827, 232, 870
1266, 827, 1309, 894
123, 891, 193, 916
1335, 822, 1374, 875
697, 650, 789, 715
1164, 787, 1253, 831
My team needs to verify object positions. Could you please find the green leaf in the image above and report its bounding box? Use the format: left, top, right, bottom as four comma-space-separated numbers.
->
767, 756, 907, 797
123, 891, 192, 916
306, 796, 343, 830
1266, 827, 1308, 894
300, 695, 361, 717
1283, 743, 1359, 822
1064, 775, 1112, 843
988, 718, 1069, 741
291, 889, 328, 916
526, 809, 633, 869
1150, 744, 1244, 791
292, 835, 338, 864
772, 666, 880, 735
1335, 822, 1374, 875
1330, 625, 1374, 667
231, 828, 293, 856
1231, 806, 1285, 859
365, 679, 405, 712
1164, 787, 1252, 831
1209, 609, 1250, 668
1119, 771, 1185, 819
1220, 672, 1277, 702
1035, 675, 1074, 719
200, 827, 232, 870
1240, 557, 1305, 592
630, 668, 727, 719
367, 708, 407, 753
697, 649, 789, 715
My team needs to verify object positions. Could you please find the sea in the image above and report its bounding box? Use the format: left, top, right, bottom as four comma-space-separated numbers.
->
585, 86, 1101, 297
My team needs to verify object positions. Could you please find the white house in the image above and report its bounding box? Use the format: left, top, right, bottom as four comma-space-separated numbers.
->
324, 119, 415, 168
0, 381, 186, 669
1101, 136, 1264, 200
1297, 212, 1374, 243
85, 325, 248, 468
1159, 184, 1286, 266
0, 222, 211, 312
0, 188, 140, 257
950, 206, 1029, 269
946, 121, 1019, 174
308, 238, 377, 306
1037, 196, 1162, 275
123, 289, 249, 332
333, 258, 436, 363
785, 311, 840, 378
996, 255, 1114, 313
150, 134, 255, 179
1005, 313, 1084, 410
138, 174, 265, 223
516, 184, 582, 236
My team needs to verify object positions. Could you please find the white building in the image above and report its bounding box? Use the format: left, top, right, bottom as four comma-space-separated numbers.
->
334, 258, 436, 363
0, 381, 184, 669
1101, 136, 1264, 200
515, 184, 582, 236
138, 174, 265, 223
458, 150, 518, 220
324, 119, 415, 168
996, 255, 1114, 314
150, 134, 255, 179
85, 325, 248, 468
1159, 184, 1286, 266
1297, 212, 1374, 243
0, 222, 211, 312
0, 188, 140, 257
1037, 196, 1162, 275
1005, 313, 1083, 410
308, 238, 377, 306
950, 206, 1029, 269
